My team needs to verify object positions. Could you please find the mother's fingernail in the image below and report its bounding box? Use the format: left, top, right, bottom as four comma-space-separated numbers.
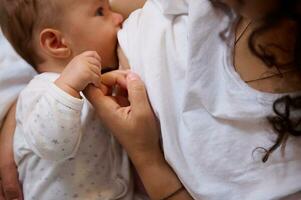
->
127, 72, 139, 81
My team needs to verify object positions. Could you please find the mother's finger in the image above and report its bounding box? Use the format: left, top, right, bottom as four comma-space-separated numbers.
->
0, 141, 23, 200
0, 180, 5, 200
101, 70, 129, 89
126, 72, 152, 114
0, 103, 23, 200
0, 163, 23, 200
84, 85, 121, 117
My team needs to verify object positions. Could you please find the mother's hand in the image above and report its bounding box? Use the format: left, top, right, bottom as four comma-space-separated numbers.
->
84, 71, 161, 162
84, 71, 193, 200
0, 103, 23, 200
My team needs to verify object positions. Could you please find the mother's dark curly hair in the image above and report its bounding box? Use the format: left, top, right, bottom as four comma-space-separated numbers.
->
210, 0, 301, 162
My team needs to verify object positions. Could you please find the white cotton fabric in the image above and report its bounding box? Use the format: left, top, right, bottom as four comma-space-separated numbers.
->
152, 0, 188, 15
118, 0, 301, 199
14, 73, 139, 200
0, 31, 36, 126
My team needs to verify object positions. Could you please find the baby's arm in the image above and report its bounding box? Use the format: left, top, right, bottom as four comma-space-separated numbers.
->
16, 51, 102, 162
16, 76, 84, 162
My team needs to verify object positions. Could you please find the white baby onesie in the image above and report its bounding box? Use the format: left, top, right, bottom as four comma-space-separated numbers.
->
14, 72, 135, 200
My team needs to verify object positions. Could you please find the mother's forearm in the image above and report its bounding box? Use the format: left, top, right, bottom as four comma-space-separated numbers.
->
84, 72, 193, 200
0, 102, 23, 200
132, 148, 194, 200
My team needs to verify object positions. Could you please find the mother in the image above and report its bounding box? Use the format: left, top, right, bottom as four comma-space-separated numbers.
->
87, 0, 301, 199
1, 0, 301, 199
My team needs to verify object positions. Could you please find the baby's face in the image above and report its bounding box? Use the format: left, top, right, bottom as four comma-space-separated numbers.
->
61, 0, 123, 68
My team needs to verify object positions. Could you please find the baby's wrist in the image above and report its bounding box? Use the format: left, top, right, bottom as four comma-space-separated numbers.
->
54, 78, 81, 99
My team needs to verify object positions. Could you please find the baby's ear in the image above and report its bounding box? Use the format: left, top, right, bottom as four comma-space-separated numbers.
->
39, 29, 71, 59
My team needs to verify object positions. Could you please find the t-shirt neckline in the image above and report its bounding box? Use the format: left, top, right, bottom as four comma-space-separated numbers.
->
223, 21, 301, 104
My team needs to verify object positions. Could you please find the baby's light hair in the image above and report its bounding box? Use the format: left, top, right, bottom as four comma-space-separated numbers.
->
0, 0, 62, 67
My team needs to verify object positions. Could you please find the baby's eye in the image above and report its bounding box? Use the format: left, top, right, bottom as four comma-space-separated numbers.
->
96, 7, 104, 16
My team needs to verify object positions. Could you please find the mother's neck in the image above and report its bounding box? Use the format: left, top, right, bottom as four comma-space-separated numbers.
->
234, 17, 301, 93
250, 18, 296, 66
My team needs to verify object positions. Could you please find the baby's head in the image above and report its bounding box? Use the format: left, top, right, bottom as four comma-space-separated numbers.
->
0, 0, 123, 71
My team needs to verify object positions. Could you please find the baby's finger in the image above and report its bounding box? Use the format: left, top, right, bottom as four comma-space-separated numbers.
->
91, 73, 102, 88
89, 64, 102, 77
86, 57, 102, 70
82, 51, 101, 63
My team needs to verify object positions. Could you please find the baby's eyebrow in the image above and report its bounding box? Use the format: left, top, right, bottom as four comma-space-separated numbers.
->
97, 0, 106, 5
92, 0, 104, 6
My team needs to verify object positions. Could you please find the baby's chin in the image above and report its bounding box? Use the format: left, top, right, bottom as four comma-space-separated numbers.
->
101, 54, 119, 73
101, 45, 120, 73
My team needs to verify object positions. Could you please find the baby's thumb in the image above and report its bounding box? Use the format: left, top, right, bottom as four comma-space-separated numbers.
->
127, 72, 150, 114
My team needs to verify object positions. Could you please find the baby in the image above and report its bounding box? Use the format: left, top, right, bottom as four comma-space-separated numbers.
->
0, 0, 144, 199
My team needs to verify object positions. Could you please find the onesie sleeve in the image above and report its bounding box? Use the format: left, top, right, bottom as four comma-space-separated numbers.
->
16, 76, 84, 162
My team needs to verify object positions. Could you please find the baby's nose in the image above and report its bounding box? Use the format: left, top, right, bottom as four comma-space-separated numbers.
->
113, 12, 124, 27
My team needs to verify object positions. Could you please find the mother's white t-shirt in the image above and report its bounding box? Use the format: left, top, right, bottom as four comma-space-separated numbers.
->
118, 0, 301, 199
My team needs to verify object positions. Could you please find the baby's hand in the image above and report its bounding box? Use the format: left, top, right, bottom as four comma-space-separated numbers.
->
55, 51, 102, 98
